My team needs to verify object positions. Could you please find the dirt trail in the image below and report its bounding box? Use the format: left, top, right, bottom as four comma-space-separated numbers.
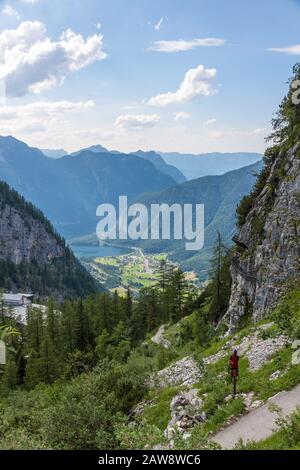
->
213, 383, 300, 449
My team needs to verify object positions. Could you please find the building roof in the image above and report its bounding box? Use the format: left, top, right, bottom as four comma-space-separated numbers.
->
2, 293, 33, 303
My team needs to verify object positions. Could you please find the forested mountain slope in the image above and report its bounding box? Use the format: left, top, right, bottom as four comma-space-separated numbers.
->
129, 161, 262, 277
0, 180, 97, 297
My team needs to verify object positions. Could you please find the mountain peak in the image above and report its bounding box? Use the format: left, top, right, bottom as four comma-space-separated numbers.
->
71, 144, 109, 156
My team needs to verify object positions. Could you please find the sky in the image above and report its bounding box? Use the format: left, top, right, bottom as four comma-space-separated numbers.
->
0, 0, 300, 154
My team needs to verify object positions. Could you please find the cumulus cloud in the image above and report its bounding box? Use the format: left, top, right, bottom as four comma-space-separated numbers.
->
204, 118, 217, 125
148, 65, 217, 107
0, 21, 107, 97
0, 100, 95, 138
149, 37, 225, 52
268, 44, 300, 55
2, 5, 20, 18
154, 17, 164, 31
114, 114, 160, 130
173, 111, 191, 121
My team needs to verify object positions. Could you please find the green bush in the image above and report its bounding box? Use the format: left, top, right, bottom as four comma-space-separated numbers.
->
142, 387, 179, 431
0, 360, 147, 450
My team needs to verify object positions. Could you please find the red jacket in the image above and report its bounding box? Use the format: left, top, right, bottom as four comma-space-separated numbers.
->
230, 353, 239, 369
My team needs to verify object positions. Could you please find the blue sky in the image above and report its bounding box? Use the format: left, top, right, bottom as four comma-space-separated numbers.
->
0, 0, 299, 153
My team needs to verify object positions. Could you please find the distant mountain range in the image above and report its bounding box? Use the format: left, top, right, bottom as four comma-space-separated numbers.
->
158, 151, 262, 180
132, 160, 263, 277
41, 143, 262, 181
70, 145, 186, 184
0, 136, 177, 238
71, 144, 110, 157
71, 160, 263, 278
0, 135, 263, 279
41, 148, 68, 158
131, 150, 186, 184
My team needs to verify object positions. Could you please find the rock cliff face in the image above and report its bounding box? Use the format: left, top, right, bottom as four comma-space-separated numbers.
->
0, 203, 64, 265
225, 142, 300, 330
0, 180, 97, 297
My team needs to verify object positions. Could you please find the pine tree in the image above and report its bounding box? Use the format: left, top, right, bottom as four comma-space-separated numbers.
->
208, 234, 232, 323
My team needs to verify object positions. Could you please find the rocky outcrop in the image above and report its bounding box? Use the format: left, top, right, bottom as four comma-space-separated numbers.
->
0, 203, 64, 265
150, 357, 202, 389
165, 389, 205, 441
225, 143, 300, 330
151, 325, 171, 349
205, 324, 290, 371
0, 180, 97, 297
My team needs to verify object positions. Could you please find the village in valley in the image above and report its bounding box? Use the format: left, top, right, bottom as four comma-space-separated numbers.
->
81, 250, 199, 295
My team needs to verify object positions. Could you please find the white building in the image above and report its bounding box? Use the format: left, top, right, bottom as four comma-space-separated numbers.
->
2, 293, 34, 307
1, 293, 43, 325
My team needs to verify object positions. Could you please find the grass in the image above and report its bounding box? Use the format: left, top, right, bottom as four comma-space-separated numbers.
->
163, 313, 196, 343
238, 348, 300, 401
91, 252, 165, 290
203, 398, 245, 434
142, 386, 179, 431
151, 253, 168, 261
136, 283, 300, 447
94, 256, 120, 267
122, 264, 157, 288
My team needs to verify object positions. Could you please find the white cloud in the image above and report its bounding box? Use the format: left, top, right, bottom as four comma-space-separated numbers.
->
149, 37, 225, 53
204, 118, 217, 125
154, 17, 164, 31
22, 0, 40, 4
75, 128, 114, 141
18, 121, 47, 133
115, 113, 160, 130
148, 65, 217, 107
268, 44, 300, 55
0, 100, 95, 138
211, 128, 266, 139
0, 21, 107, 97
2, 5, 20, 18
173, 111, 191, 121
0, 100, 94, 121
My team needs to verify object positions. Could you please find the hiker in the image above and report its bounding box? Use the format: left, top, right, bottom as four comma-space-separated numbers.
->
229, 349, 239, 375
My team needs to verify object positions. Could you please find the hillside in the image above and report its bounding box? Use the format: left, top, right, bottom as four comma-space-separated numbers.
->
224, 141, 300, 330
0, 136, 177, 238
0, 67, 299, 452
159, 151, 262, 180
71, 145, 186, 184
127, 161, 263, 277
132, 150, 186, 184
114, 66, 300, 450
0, 179, 97, 298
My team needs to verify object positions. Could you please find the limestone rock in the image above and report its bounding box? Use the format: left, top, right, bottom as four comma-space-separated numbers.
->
204, 327, 290, 371
164, 389, 205, 441
151, 325, 171, 349
224, 142, 300, 330
151, 357, 202, 388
